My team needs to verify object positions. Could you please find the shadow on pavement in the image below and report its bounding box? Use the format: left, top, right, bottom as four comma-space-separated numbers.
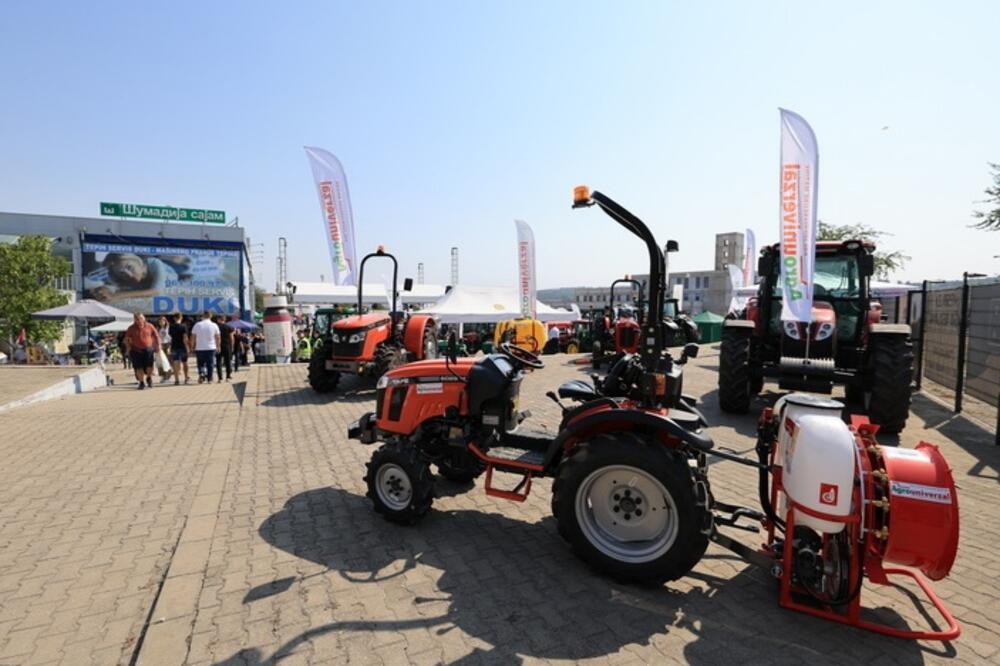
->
911, 393, 998, 482
215, 487, 930, 665
258, 374, 376, 407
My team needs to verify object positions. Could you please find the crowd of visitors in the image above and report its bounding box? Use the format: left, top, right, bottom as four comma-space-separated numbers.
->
120, 311, 256, 389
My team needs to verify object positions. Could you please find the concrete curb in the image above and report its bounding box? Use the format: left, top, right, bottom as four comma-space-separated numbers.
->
0, 366, 107, 414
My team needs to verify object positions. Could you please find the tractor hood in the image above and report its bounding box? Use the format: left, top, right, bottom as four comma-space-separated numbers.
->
332, 312, 391, 331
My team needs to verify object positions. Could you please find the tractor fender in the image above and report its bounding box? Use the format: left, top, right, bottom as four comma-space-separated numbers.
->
403, 315, 436, 359
869, 322, 911, 337
723, 319, 755, 330
543, 407, 713, 468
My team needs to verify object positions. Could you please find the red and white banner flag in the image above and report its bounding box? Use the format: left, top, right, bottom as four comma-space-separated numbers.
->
514, 220, 536, 319
304, 147, 358, 286
778, 109, 819, 322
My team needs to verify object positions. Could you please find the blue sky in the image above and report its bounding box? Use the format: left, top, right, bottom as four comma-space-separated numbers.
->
1, 1, 997, 292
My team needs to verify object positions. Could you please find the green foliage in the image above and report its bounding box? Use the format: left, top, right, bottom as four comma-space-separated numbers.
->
971, 162, 1000, 231
253, 287, 267, 313
0, 236, 72, 345
817, 221, 909, 280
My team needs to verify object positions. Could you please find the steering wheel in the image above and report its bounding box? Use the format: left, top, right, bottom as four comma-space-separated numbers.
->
499, 342, 544, 369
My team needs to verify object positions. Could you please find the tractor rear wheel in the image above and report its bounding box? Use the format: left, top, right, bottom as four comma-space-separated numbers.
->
551, 433, 709, 584
867, 334, 914, 435
565, 340, 580, 354
719, 327, 752, 413
308, 341, 340, 393
365, 442, 434, 524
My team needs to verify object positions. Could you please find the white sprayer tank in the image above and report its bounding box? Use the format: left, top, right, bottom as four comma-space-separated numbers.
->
263, 295, 294, 364
776, 394, 855, 534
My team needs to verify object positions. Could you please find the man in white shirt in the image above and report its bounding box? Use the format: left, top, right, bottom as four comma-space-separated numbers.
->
190, 310, 222, 384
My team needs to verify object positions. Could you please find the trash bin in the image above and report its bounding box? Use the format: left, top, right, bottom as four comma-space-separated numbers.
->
691, 311, 725, 344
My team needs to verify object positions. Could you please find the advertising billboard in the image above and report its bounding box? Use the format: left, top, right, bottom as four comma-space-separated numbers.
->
81, 237, 243, 315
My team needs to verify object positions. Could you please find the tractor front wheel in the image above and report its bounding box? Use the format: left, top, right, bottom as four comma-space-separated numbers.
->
308, 342, 340, 393
867, 334, 914, 435
718, 327, 752, 413
365, 442, 434, 524
552, 433, 709, 584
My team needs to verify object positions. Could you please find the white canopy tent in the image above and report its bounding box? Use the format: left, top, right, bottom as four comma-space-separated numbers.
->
287, 281, 446, 307
416, 285, 580, 324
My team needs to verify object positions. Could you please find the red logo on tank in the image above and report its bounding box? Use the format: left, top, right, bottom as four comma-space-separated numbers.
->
819, 483, 838, 506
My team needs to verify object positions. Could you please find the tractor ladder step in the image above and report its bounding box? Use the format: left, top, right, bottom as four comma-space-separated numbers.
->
468, 444, 546, 503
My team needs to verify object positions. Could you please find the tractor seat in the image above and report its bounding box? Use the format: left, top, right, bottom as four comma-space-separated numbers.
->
558, 379, 598, 401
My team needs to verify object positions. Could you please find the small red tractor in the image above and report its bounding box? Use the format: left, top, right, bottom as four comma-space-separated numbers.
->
590, 277, 644, 368
308, 247, 437, 393
347, 188, 962, 640
718, 241, 914, 433
351, 188, 710, 582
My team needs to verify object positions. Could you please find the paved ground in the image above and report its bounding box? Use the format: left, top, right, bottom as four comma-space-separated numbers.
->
0, 348, 997, 665
0, 366, 94, 407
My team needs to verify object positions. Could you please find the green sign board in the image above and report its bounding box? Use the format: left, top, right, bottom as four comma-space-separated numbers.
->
100, 202, 226, 224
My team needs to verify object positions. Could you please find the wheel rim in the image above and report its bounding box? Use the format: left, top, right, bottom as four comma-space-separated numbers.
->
425, 335, 437, 359
375, 463, 413, 510
575, 465, 679, 563
567, 343, 579, 354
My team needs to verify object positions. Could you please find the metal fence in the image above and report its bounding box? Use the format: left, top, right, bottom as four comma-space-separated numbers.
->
908, 275, 1000, 444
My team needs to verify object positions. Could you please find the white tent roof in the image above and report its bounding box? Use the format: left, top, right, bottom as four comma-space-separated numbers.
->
416, 285, 579, 324
288, 281, 446, 306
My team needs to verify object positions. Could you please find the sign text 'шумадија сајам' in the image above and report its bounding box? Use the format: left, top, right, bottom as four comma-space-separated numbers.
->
100, 202, 226, 224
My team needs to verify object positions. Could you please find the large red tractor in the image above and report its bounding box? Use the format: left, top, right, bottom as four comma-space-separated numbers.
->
718, 241, 913, 433
308, 247, 437, 393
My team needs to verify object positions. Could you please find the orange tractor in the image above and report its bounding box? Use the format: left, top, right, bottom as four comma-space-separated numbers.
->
308, 247, 437, 393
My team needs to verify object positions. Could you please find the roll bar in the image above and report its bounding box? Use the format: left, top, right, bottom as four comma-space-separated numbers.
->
609, 278, 645, 325
356, 248, 399, 314
574, 189, 665, 370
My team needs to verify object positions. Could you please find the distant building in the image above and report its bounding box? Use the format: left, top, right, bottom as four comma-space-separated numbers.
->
538, 231, 747, 316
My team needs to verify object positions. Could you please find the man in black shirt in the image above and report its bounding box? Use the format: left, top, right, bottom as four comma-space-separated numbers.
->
215, 315, 235, 382
168, 312, 192, 385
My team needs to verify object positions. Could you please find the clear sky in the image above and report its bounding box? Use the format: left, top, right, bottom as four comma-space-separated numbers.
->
1, 1, 997, 292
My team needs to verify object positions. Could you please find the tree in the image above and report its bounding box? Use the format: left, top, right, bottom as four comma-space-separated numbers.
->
0, 236, 72, 347
254, 287, 267, 313
817, 221, 909, 280
971, 162, 1000, 230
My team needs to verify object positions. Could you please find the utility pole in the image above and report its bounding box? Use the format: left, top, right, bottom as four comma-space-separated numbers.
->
450, 247, 459, 286
245, 236, 264, 316
417, 263, 425, 285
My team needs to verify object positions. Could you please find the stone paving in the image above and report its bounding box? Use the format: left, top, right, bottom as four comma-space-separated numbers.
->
0, 349, 997, 665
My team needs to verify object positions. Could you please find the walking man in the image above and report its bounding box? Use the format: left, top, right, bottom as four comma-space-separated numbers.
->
124, 312, 159, 389
191, 311, 221, 384
215, 315, 234, 382
168, 312, 191, 385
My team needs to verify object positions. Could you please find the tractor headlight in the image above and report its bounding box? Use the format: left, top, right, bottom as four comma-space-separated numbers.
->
783, 321, 801, 340
376, 374, 389, 389
348, 332, 366, 344
814, 322, 835, 341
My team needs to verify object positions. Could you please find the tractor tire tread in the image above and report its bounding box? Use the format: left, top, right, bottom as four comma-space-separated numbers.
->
364, 442, 434, 524
719, 327, 752, 413
308, 341, 340, 393
867, 334, 914, 435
